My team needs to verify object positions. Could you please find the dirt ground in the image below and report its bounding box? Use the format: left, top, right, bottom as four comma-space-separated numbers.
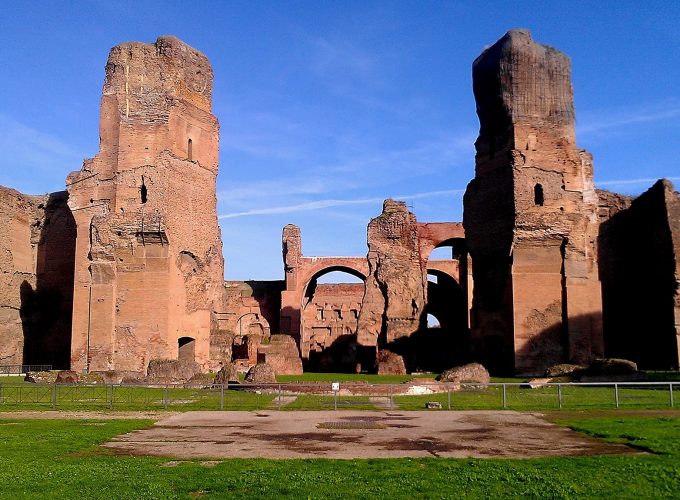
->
101, 410, 641, 459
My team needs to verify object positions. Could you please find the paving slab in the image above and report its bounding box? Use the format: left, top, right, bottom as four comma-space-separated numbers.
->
103, 410, 641, 459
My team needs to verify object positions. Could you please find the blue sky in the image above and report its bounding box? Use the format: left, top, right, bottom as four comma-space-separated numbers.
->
1, 1, 679, 280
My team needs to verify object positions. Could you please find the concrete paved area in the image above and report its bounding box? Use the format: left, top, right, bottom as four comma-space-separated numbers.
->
103, 410, 640, 459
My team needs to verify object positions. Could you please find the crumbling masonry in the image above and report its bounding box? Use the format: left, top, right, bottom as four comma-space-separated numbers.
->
0, 30, 678, 376
66, 37, 226, 373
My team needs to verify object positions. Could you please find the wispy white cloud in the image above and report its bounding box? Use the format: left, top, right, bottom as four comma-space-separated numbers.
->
218, 131, 475, 211
0, 113, 82, 167
219, 188, 464, 219
218, 178, 330, 203
310, 37, 379, 82
0, 113, 84, 192
596, 176, 680, 187
578, 99, 680, 135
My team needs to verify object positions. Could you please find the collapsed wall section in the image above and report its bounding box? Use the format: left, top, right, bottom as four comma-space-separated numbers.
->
464, 29, 603, 374
67, 36, 225, 373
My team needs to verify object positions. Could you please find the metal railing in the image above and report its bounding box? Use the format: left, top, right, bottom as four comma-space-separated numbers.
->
0, 380, 677, 411
0, 365, 52, 376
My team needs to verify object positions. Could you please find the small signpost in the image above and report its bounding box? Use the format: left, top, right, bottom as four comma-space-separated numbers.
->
332, 382, 340, 410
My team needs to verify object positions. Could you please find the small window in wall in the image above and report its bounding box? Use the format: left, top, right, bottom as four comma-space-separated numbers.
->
187, 138, 193, 161
140, 177, 148, 204
534, 183, 544, 206
178, 337, 196, 362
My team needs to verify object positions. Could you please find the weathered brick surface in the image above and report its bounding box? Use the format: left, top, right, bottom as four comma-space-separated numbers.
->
464, 29, 604, 374
66, 36, 225, 374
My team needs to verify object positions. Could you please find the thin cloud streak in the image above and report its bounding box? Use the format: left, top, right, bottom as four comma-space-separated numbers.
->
219, 188, 464, 219
221, 174, 680, 219
596, 176, 680, 187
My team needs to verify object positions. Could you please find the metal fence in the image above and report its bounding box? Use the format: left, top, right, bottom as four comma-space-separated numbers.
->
0, 381, 677, 411
0, 365, 52, 376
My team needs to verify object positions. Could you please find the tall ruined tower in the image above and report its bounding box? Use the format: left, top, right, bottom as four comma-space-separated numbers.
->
463, 30, 603, 374
67, 36, 225, 373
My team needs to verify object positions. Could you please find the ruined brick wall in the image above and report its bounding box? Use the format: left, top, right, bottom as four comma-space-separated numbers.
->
0, 188, 37, 365
357, 200, 426, 348
0, 188, 75, 368
464, 29, 603, 374
66, 36, 224, 373
223, 281, 284, 338
302, 283, 363, 369
599, 180, 680, 369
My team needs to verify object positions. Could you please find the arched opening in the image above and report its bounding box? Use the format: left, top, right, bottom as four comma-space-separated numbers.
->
421, 269, 470, 371
178, 337, 196, 363
427, 313, 441, 328
391, 235, 470, 373
429, 246, 454, 260
187, 138, 193, 161
301, 266, 367, 372
140, 177, 148, 204
534, 183, 544, 206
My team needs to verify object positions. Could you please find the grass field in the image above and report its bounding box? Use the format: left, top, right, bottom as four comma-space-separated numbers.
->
0, 380, 677, 412
0, 414, 679, 498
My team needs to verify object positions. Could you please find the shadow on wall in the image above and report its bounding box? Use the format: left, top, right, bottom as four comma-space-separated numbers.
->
494, 312, 604, 377
598, 181, 679, 370
20, 192, 76, 369
244, 280, 284, 334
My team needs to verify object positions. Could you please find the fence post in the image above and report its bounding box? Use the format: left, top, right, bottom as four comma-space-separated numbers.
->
220, 384, 224, 411
670, 383, 674, 408
614, 383, 619, 408
0, 382, 3, 404
447, 387, 451, 410
278, 384, 282, 409
502, 384, 507, 409
557, 383, 562, 409
109, 384, 114, 410
389, 384, 393, 410
164, 385, 168, 409
52, 383, 57, 409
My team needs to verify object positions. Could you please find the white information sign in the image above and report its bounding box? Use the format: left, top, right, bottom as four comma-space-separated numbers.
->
331, 382, 340, 392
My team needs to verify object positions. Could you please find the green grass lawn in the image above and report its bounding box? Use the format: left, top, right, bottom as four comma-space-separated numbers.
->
395, 383, 677, 411
1, 381, 677, 412
0, 414, 679, 498
0, 384, 275, 412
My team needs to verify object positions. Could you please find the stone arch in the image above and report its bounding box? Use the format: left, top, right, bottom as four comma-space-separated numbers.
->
301, 264, 367, 308
418, 268, 470, 371
417, 222, 465, 262
296, 264, 367, 370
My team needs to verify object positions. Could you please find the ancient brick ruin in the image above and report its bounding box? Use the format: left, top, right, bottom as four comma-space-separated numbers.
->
464, 29, 604, 374
0, 30, 678, 377
65, 36, 226, 374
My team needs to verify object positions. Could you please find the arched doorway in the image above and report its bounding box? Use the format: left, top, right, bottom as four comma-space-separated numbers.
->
301, 267, 366, 372
416, 237, 471, 371
178, 337, 196, 363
